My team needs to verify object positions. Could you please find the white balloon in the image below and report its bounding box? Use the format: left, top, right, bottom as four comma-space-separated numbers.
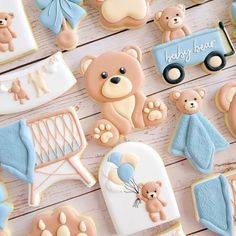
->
0, 83, 8, 93
106, 180, 124, 193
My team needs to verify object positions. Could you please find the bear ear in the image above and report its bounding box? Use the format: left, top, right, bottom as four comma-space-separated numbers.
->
80, 56, 96, 76
138, 183, 144, 189
170, 91, 181, 102
156, 181, 162, 187
122, 45, 142, 62
155, 11, 163, 21
177, 4, 186, 12
196, 89, 206, 98
9, 13, 15, 18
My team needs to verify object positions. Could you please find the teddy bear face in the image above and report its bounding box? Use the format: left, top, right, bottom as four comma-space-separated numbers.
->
80, 46, 144, 103
170, 89, 206, 115
140, 181, 162, 200
0, 13, 14, 28
156, 5, 185, 31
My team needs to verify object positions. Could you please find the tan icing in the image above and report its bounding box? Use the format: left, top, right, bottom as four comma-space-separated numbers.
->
100, 131, 113, 143
108, 169, 124, 185
121, 153, 139, 168
226, 87, 236, 103
79, 221, 87, 232
113, 95, 135, 126
101, 0, 147, 23
57, 225, 70, 236
38, 220, 46, 230
209, 56, 222, 68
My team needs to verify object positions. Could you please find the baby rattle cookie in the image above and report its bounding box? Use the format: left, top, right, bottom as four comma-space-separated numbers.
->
169, 89, 229, 174
215, 82, 236, 138
36, 0, 86, 50
89, 0, 151, 31
0, 182, 14, 236
27, 205, 97, 236
155, 222, 185, 236
152, 20, 235, 85
99, 142, 180, 235
0, 0, 37, 65
80, 45, 167, 147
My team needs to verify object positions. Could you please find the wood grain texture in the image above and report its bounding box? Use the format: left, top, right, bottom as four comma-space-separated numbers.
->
0, 0, 235, 235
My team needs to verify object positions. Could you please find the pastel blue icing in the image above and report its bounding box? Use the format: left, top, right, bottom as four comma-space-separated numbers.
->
0, 203, 13, 230
36, 0, 86, 34
193, 176, 233, 236
0, 120, 36, 183
107, 152, 121, 167
117, 163, 134, 183
170, 113, 229, 174
231, 2, 236, 24
152, 26, 227, 74
0, 184, 7, 202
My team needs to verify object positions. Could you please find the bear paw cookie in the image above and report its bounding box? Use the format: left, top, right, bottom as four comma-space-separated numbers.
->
155, 222, 185, 236
89, 0, 151, 31
191, 170, 236, 235
36, 0, 87, 50
152, 21, 235, 84
216, 82, 236, 138
169, 89, 229, 174
80, 45, 167, 147
27, 205, 97, 236
0, 0, 37, 64
99, 142, 180, 235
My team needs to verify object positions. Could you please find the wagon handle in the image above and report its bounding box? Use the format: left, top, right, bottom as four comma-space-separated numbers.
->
219, 21, 235, 57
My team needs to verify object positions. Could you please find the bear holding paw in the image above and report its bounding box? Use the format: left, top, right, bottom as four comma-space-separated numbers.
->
155, 4, 191, 43
80, 45, 167, 147
0, 13, 17, 52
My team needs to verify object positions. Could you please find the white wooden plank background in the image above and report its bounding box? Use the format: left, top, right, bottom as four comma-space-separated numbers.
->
0, 0, 236, 235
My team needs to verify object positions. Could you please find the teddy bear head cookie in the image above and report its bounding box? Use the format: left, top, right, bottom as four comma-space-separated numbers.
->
0, 12, 14, 28
154, 4, 191, 43
80, 46, 167, 147
170, 89, 206, 115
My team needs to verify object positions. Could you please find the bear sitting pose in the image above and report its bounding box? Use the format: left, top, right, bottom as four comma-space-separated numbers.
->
137, 181, 167, 222
0, 12, 17, 52
80, 45, 167, 147
155, 4, 191, 43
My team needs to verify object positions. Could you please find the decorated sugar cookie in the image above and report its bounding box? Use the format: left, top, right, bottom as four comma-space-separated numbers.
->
0, 0, 37, 64
152, 21, 235, 84
99, 142, 180, 235
89, 0, 151, 31
215, 82, 236, 138
0, 183, 14, 236
80, 45, 167, 147
191, 170, 236, 235
169, 89, 229, 174
0, 52, 76, 114
28, 206, 97, 236
155, 222, 185, 236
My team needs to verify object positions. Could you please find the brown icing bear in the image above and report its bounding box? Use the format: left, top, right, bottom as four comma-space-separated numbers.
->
155, 4, 191, 43
137, 181, 167, 222
0, 13, 17, 52
8, 79, 29, 104
80, 45, 167, 147
216, 82, 236, 138
170, 89, 206, 115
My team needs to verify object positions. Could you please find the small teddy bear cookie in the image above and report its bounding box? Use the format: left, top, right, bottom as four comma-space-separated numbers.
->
215, 82, 236, 138
27, 205, 97, 236
89, 0, 151, 31
169, 89, 229, 174
99, 142, 180, 235
155, 221, 185, 236
80, 45, 167, 147
36, 0, 87, 50
154, 4, 191, 43
0, 0, 37, 64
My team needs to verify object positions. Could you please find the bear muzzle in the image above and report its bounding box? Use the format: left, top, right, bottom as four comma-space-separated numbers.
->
0, 20, 7, 27
168, 17, 183, 28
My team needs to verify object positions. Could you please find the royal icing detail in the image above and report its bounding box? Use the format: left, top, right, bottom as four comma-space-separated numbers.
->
28, 107, 96, 207
99, 142, 180, 235
192, 173, 235, 236
155, 4, 192, 43
169, 89, 229, 174
152, 22, 235, 84
28, 206, 97, 236
36, 0, 86, 50
0, 52, 76, 114
155, 222, 185, 236
80, 45, 167, 147
216, 82, 236, 138
0, 0, 37, 64
0, 183, 14, 236
89, 0, 150, 31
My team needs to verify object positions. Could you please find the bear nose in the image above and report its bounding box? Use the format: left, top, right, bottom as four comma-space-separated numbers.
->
191, 103, 194, 106
150, 194, 154, 198
110, 77, 121, 84
174, 18, 178, 22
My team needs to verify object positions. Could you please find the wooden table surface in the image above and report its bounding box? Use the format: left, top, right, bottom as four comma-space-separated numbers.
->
0, 0, 235, 235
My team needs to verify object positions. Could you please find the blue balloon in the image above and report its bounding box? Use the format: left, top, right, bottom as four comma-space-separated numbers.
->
117, 163, 134, 183
107, 152, 122, 167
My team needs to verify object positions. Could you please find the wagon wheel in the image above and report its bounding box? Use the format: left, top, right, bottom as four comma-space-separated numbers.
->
163, 63, 185, 84
204, 51, 226, 72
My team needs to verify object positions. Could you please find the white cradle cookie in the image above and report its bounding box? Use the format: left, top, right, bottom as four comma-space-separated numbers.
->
99, 142, 180, 235
0, 0, 37, 65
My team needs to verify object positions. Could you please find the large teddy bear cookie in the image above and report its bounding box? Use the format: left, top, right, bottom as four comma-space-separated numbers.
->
89, 0, 151, 31
80, 45, 167, 147
154, 4, 191, 43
